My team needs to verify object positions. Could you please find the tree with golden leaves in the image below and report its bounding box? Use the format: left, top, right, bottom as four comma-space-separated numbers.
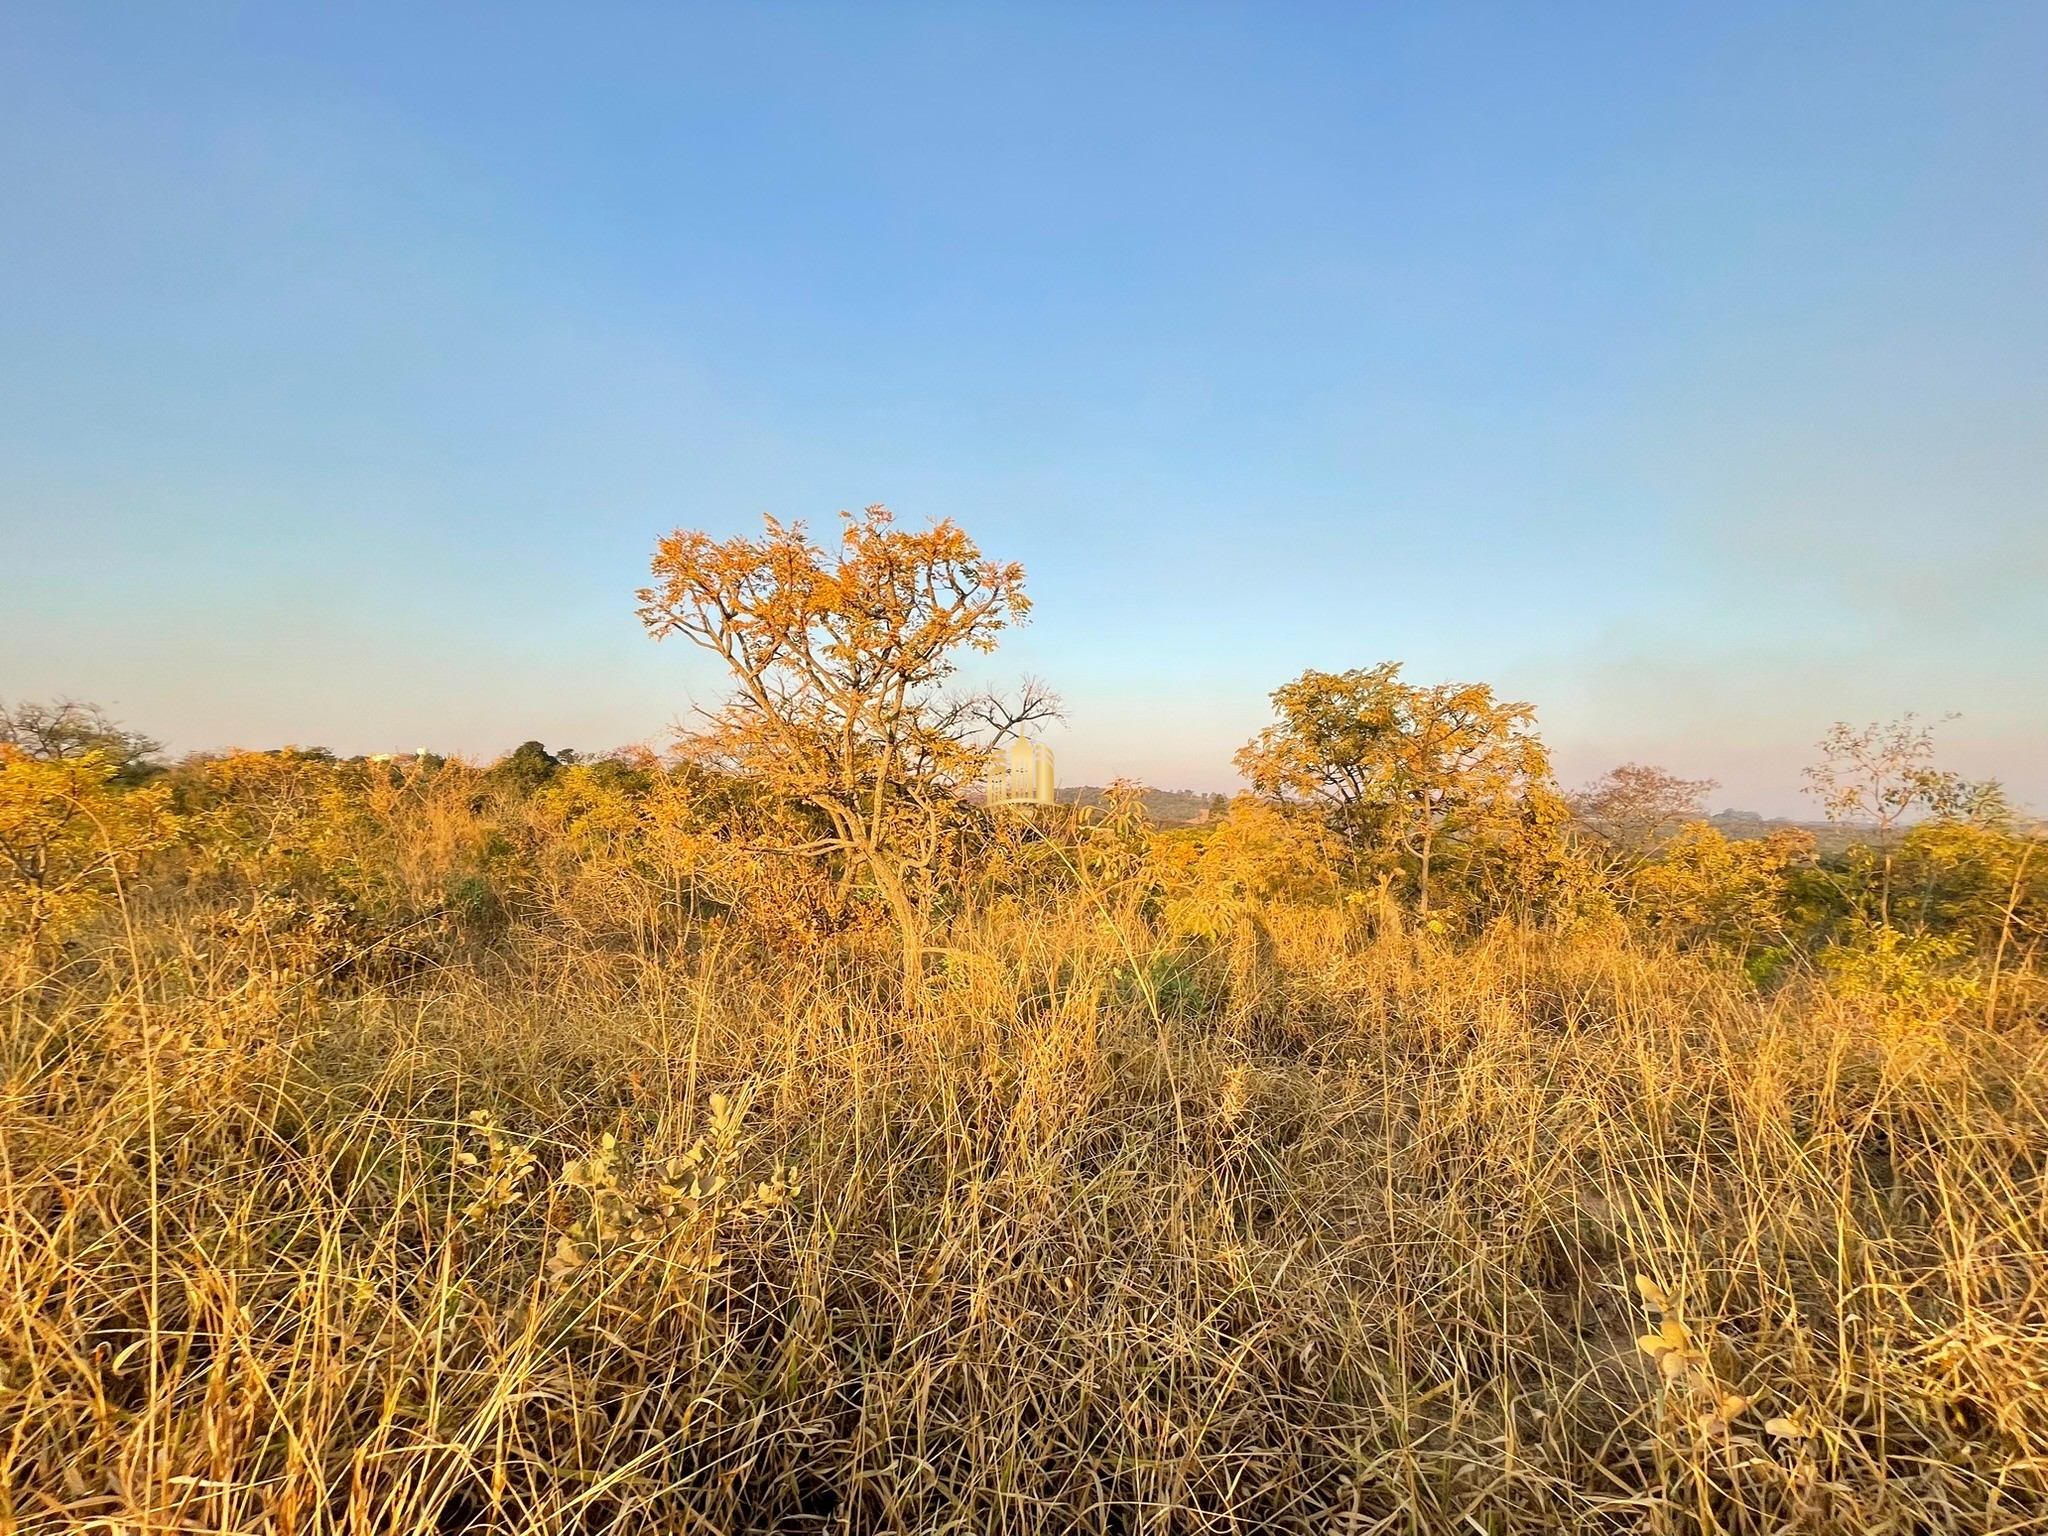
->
638, 506, 1050, 986
1235, 663, 1551, 914
0, 745, 175, 972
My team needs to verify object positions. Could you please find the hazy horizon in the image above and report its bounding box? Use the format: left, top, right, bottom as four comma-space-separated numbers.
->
6, 4, 2043, 817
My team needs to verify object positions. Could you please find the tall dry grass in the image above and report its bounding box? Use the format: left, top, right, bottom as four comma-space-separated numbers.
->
3, 889, 2045, 1533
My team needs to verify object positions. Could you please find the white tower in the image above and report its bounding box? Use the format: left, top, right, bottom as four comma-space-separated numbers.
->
985, 737, 1055, 808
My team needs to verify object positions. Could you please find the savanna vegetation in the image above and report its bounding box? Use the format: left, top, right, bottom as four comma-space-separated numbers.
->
3, 510, 2044, 1534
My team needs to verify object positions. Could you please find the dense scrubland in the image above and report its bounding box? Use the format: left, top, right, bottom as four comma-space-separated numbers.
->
3, 511, 2045, 1534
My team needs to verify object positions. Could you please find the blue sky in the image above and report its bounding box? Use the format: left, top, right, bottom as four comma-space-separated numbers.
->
4, 3, 2043, 812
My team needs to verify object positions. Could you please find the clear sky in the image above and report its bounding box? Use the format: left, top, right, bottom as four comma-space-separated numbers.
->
4, 3, 2043, 814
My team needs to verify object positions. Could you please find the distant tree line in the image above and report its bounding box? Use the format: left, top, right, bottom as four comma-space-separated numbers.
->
4, 508, 2041, 1020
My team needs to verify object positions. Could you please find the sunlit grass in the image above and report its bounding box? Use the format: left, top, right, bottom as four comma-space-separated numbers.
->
4, 895, 2043, 1533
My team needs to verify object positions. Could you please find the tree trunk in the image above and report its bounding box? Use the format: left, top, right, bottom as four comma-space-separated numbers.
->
1417, 825, 1434, 916
856, 839, 926, 998
817, 799, 928, 998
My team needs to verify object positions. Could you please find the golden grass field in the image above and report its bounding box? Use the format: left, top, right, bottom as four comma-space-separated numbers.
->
5, 835, 2044, 1534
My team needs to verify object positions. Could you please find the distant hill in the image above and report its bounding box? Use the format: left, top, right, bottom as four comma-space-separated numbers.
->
1708, 810, 1874, 855
1056, 790, 1885, 847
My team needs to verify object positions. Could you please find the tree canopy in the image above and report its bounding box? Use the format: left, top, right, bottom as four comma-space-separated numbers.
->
1235, 663, 1552, 912
638, 506, 1051, 984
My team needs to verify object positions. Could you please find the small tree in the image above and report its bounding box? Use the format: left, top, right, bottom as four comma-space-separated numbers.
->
489, 741, 564, 796
1571, 763, 1719, 877
1236, 664, 1551, 914
637, 506, 1049, 986
1, 698, 164, 785
0, 745, 175, 970
1803, 714, 1981, 927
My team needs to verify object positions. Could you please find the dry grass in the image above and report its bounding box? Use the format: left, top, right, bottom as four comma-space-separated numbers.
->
4, 899, 2046, 1533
